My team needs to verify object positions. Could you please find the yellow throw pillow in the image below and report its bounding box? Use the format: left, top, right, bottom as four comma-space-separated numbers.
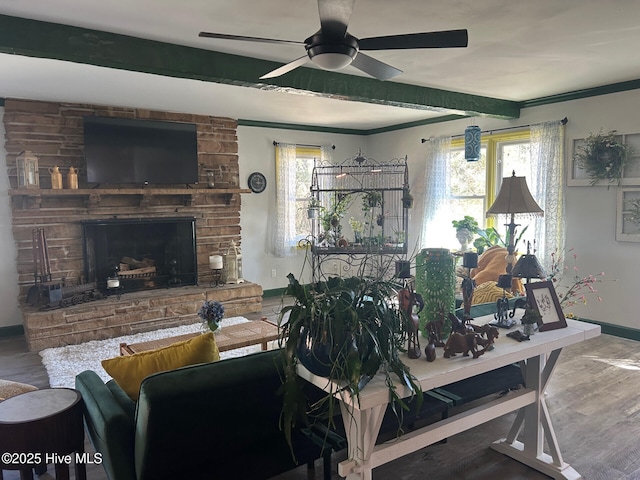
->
472, 281, 514, 305
102, 332, 220, 400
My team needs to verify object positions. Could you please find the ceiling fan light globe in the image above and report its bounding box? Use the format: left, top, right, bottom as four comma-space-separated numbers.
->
307, 44, 357, 70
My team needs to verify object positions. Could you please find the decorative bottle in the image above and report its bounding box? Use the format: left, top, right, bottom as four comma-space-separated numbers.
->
48, 166, 63, 190
66, 166, 79, 189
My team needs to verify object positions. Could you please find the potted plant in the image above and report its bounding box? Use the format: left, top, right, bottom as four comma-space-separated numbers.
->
277, 259, 423, 452
363, 190, 382, 209
198, 299, 225, 333
473, 225, 528, 254
320, 195, 351, 242
402, 189, 414, 209
452, 216, 479, 251
307, 197, 321, 218
521, 308, 541, 336
574, 129, 631, 186
349, 217, 364, 244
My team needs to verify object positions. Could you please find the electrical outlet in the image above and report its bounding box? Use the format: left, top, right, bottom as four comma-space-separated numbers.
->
271, 269, 277, 278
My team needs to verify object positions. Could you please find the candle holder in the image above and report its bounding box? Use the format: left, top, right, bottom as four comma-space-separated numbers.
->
208, 254, 225, 287
490, 274, 516, 328
461, 252, 478, 322
210, 268, 225, 287
106, 266, 122, 300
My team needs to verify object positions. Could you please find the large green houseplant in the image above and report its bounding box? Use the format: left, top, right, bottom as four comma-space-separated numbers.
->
277, 263, 422, 453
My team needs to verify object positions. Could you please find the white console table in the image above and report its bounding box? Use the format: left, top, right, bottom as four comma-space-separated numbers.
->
297, 314, 600, 480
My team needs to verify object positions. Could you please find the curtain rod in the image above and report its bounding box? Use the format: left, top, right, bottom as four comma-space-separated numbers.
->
272, 141, 335, 149
420, 117, 568, 143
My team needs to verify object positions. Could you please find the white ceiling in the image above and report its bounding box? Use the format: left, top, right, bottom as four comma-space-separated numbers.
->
1, 0, 640, 131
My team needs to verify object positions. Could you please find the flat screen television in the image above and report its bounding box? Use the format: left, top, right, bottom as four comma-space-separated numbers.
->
83, 116, 199, 185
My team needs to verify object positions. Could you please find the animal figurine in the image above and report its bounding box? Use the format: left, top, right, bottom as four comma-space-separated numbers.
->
426, 320, 445, 347
424, 336, 437, 362
443, 332, 484, 359
449, 313, 473, 336
398, 288, 424, 359
473, 324, 499, 351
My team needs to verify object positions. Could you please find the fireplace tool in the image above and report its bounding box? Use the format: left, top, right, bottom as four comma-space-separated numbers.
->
27, 228, 53, 306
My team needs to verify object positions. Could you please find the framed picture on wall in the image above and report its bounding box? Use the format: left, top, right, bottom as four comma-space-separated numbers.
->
568, 133, 640, 186
525, 281, 567, 332
616, 187, 640, 242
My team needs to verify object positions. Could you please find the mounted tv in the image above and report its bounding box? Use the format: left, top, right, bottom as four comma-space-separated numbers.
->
83, 116, 199, 185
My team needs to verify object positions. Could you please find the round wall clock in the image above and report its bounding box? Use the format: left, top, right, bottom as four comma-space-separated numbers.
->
248, 172, 267, 193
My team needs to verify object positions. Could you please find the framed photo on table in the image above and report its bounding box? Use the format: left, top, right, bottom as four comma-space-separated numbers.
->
525, 281, 567, 332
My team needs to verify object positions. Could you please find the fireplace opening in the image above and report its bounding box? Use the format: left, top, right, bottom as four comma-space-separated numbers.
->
82, 217, 197, 293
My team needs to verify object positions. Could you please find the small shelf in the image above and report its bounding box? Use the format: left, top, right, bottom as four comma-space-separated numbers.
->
8, 188, 252, 208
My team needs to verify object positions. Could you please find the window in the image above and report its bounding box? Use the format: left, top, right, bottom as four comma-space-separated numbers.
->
293, 149, 318, 241
273, 144, 324, 257
441, 131, 532, 250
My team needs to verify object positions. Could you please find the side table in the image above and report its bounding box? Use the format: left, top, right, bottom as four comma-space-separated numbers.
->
0, 388, 86, 480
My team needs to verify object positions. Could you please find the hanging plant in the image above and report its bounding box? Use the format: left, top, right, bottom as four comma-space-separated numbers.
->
574, 130, 631, 186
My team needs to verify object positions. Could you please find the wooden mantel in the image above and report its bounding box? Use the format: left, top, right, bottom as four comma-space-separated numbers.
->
8, 187, 252, 208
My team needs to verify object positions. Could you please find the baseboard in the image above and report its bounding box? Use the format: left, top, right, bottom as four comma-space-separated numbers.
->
578, 318, 640, 342
0, 324, 25, 338
263, 287, 287, 298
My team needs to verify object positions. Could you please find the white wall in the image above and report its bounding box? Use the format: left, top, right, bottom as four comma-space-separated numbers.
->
366, 89, 640, 329
237, 126, 365, 291
3, 91, 639, 331
0, 107, 23, 328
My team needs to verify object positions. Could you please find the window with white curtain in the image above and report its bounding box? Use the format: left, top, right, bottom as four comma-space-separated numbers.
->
273, 144, 329, 257
422, 121, 564, 267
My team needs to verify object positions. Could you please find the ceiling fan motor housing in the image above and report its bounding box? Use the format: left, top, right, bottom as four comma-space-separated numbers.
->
305, 33, 359, 70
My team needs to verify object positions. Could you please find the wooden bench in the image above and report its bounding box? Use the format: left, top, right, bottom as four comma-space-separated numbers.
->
119, 318, 279, 356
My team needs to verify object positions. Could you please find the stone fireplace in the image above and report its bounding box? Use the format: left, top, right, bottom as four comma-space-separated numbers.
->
82, 217, 197, 292
4, 99, 262, 351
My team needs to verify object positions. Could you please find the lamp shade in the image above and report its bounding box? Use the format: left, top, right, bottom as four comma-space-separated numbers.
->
512, 253, 546, 280
464, 125, 481, 162
486, 171, 544, 217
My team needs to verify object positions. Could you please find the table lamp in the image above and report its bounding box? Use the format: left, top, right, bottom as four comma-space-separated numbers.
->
512, 241, 546, 285
486, 171, 543, 274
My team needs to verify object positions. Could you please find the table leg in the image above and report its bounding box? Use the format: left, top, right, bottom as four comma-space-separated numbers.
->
492, 350, 583, 480
337, 402, 386, 480
75, 461, 87, 480
54, 463, 70, 480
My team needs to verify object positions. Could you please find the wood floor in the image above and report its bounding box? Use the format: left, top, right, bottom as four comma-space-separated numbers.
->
2, 296, 640, 479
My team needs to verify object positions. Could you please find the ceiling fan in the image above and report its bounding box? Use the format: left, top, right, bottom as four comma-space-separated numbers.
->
199, 0, 468, 81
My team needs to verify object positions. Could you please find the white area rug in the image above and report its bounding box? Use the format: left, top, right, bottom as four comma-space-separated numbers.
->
39, 316, 261, 389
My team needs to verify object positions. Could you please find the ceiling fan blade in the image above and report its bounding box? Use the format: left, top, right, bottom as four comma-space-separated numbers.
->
199, 31, 303, 46
358, 29, 468, 50
350, 52, 402, 81
318, 0, 355, 39
259, 55, 310, 79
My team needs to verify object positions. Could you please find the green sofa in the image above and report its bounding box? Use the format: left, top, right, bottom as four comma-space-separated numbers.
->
76, 349, 336, 480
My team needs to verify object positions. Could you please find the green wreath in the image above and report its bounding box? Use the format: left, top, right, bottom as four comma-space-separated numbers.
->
574, 130, 630, 186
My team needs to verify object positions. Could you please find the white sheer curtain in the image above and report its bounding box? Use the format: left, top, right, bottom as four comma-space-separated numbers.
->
529, 120, 566, 267
419, 136, 452, 248
272, 143, 297, 257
